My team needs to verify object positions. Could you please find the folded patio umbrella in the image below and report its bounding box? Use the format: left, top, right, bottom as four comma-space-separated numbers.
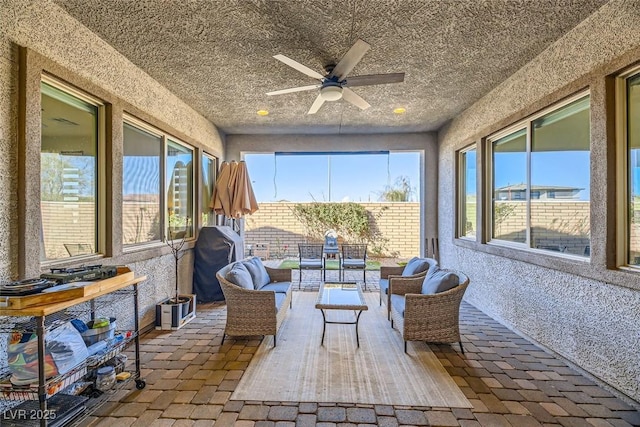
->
230, 161, 258, 219
211, 161, 258, 220
211, 161, 232, 217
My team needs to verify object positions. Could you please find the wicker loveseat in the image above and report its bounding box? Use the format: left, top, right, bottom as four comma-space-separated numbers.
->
379, 257, 438, 319
216, 257, 293, 346
389, 268, 469, 354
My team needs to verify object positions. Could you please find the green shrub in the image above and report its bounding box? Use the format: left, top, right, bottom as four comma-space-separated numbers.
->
291, 202, 388, 255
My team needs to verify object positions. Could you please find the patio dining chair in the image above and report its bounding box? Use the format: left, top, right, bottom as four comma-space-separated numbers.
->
298, 243, 325, 287
340, 244, 367, 289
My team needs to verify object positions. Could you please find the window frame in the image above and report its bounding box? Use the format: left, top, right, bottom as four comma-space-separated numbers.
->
456, 143, 478, 240
122, 115, 165, 249
122, 114, 198, 248
40, 74, 107, 265
166, 138, 195, 240
616, 65, 640, 268
486, 90, 591, 256
200, 152, 217, 229
486, 123, 529, 249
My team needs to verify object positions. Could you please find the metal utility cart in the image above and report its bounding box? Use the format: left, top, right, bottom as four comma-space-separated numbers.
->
0, 267, 147, 426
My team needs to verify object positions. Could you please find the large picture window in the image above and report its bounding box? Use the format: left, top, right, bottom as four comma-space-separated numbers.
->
122, 121, 162, 246
122, 117, 196, 246
244, 151, 420, 202
166, 140, 194, 239
626, 72, 640, 265
490, 93, 590, 257
458, 146, 477, 239
40, 81, 100, 260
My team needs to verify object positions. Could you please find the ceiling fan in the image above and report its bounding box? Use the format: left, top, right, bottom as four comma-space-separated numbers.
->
266, 39, 405, 114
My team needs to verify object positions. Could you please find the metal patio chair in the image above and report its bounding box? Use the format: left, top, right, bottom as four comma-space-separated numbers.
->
298, 243, 325, 287
340, 244, 367, 289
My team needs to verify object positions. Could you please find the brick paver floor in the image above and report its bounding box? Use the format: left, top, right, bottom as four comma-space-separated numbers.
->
79, 271, 640, 427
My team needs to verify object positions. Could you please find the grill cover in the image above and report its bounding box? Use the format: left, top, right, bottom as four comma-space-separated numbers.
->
193, 226, 244, 302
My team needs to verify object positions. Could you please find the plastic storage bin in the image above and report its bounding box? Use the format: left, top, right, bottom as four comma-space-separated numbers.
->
81, 317, 116, 346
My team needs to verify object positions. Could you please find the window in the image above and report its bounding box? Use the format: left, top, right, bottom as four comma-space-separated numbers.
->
625, 71, 640, 265
458, 146, 476, 239
40, 81, 101, 260
201, 154, 216, 227
122, 121, 162, 246
490, 93, 590, 257
492, 128, 526, 244
244, 151, 421, 202
166, 140, 194, 239
122, 117, 196, 246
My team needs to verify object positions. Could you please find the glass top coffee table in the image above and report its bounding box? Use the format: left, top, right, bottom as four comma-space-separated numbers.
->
315, 282, 368, 347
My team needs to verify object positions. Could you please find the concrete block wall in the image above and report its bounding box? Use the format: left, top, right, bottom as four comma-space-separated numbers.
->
41, 202, 96, 259
493, 201, 590, 255
243, 202, 420, 258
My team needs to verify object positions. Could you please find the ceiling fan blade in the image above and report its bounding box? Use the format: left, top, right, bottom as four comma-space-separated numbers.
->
342, 88, 371, 110
266, 84, 321, 96
344, 73, 405, 87
329, 39, 371, 80
307, 94, 326, 114
273, 54, 325, 80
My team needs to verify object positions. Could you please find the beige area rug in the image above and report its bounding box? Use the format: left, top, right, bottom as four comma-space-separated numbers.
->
231, 292, 472, 407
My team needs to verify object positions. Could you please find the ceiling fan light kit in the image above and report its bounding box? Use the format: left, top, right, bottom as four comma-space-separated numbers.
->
320, 85, 343, 101
267, 39, 404, 114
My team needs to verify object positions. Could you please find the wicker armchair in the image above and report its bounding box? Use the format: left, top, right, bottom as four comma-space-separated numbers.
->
389, 269, 469, 354
216, 264, 292, 346
379, 257, 437, 319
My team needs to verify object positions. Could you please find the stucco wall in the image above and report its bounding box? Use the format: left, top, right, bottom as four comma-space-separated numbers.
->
438, 0, 640, 401
0, 0, 224, 328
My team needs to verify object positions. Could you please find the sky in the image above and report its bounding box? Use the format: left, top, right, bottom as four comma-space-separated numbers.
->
492, 151, 591, 200
243, 152, 421, 203
121, 148, 594, 203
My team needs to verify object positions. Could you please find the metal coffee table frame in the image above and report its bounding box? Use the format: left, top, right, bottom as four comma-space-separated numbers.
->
315, 282, 368, 347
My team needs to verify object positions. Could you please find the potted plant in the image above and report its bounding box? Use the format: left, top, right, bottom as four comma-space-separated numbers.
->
156, 217, 196, 329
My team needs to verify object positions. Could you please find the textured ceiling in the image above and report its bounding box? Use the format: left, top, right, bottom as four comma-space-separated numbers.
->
53, 0, 607, 135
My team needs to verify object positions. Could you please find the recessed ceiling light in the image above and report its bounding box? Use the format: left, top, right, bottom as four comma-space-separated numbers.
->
257, 109, 269, 116
393, 107, 406, 114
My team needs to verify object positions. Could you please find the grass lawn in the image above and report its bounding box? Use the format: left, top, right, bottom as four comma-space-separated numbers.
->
278, 259, 381, 270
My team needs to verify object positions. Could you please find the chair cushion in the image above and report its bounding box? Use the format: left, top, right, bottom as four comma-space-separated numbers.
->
260, 282, 291, 294
401, 257, 420, 275
421, 269, 459, 295
379, 278, 389, 296
390, 294, 406, 317
402, 257, 434, 276
342, 259, 365, 268
274, 292, 287, 312
242, 257, 271, 289
225, 263, 254, 290
300, 259, 323, 268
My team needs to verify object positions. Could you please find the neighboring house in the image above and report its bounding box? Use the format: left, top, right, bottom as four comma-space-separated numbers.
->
496, 184, 583, 200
